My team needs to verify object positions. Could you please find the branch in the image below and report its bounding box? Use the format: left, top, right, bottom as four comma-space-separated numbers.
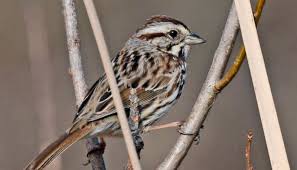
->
82, 0, 142, 169
157, 3, 240, 169
157, 1, 266, 169
215, 0, 265, 91
245, 130, 253, 170
61, 0, 106, 169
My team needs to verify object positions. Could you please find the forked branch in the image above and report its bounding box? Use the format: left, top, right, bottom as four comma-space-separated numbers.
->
157, 0, 265, 169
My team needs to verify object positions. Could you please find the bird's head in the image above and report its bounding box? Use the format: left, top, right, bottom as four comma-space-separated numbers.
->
134, 15, 206, 58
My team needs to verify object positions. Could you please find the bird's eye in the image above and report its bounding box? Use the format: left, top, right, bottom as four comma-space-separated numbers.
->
168, 30, 178, 38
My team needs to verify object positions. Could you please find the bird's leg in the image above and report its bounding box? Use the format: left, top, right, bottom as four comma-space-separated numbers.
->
143, 120, 202, 144
142, 121, 184, 133
128, 88, 143, 157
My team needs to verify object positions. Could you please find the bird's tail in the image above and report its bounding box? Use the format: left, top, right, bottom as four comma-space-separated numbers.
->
25, 124, 94, 170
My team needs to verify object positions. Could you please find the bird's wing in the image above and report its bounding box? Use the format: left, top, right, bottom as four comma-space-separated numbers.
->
71, 49, 176, 131
87, 86, 168, 122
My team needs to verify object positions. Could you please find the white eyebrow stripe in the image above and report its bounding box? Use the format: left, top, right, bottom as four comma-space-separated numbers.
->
137, 22, 190, 36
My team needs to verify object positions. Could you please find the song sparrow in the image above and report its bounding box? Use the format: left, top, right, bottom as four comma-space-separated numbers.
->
26, 15, 205, 169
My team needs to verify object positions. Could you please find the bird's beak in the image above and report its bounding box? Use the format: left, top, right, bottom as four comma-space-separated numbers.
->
185, 33, 206, 45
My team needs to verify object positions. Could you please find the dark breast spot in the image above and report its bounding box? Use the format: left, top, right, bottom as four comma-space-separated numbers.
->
114, 68, 118, 75
131, 52, 141, 63
181, 69, 186, 74
131, 62, 139, 72
113, 54, 119, 64
152, 67, 159, 75
131, 78, 140, 88
166, 62, 171, 70
122, 62, 128, 71
148, 57, 155, 66
145, 52, 150, 59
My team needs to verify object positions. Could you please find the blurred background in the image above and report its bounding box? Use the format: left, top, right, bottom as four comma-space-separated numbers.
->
0, 0, 296, 169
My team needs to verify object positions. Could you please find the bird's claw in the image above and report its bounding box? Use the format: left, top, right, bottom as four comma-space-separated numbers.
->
178, 125, 202, 145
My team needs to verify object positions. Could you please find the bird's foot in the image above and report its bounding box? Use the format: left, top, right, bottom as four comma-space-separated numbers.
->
178, 124, 204, 145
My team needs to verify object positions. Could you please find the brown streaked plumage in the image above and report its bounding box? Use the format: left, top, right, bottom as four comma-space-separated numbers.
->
25, 15, 205, 170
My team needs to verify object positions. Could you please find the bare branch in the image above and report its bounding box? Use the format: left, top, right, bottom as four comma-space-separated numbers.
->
157, 3, 240, 169
82, 0, 142, 169
245, 130, 253, 170
157, 0, 268, 168
61, 0, 105, 169
86, 137, 106, 170
155, 0, 270, 169
62, 0, 87, 104
215, 0, 266, 91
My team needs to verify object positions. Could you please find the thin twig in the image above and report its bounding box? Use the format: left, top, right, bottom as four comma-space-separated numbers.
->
82, 0, 142, 169
61, 0, 106, 169
214, 0, 265, 91
245, 130, 253, 170
157, 3, 242, 169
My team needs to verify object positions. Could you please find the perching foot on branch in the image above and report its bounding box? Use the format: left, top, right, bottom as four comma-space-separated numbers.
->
131, 129, 144, 157
178, 125, 202, 145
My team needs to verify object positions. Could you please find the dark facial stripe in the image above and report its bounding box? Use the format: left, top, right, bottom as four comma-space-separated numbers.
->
138, 32, 165, 40
178, 46, 184, 58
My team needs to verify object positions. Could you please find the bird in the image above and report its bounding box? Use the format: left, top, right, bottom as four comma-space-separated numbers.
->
25, 15, 206, 170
